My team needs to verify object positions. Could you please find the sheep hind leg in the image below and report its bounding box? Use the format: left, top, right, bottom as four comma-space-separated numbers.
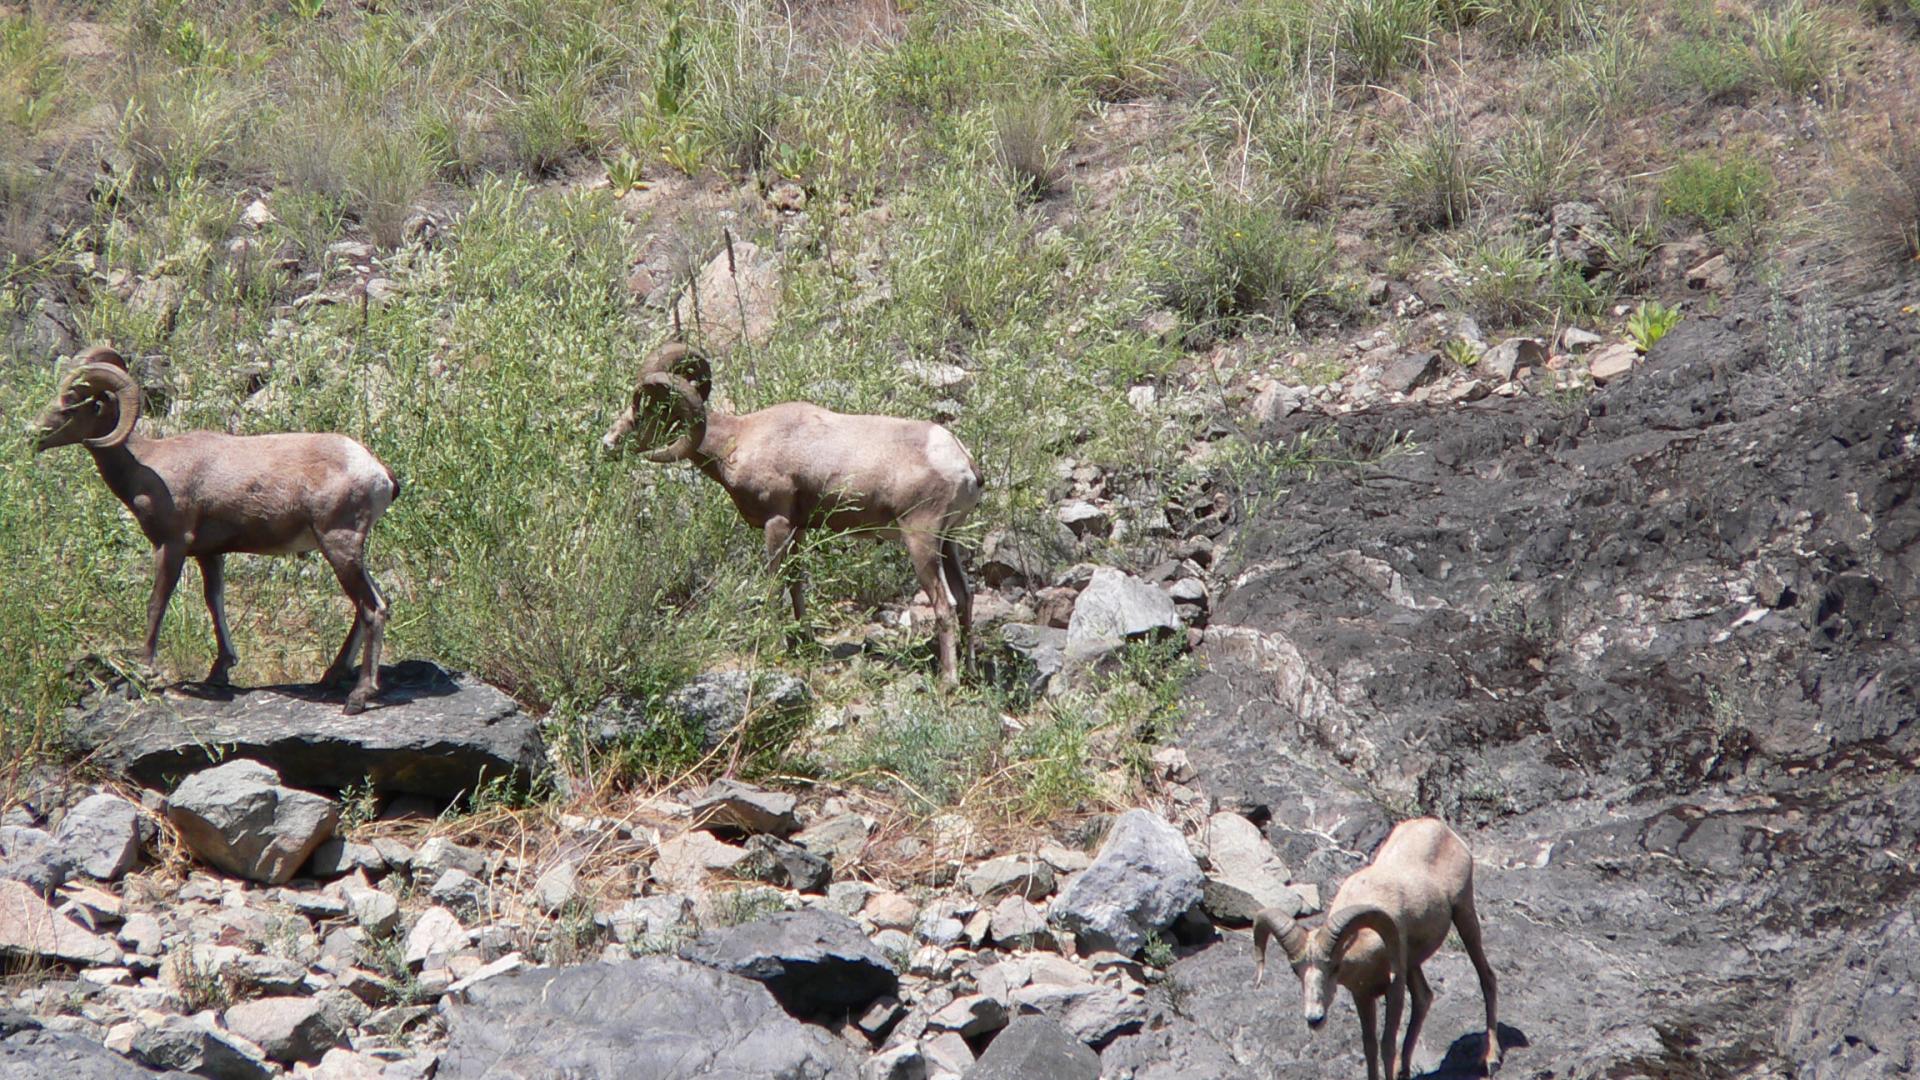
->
1454, 896, 1501, 1075
1398, 965, 1432, 1080
319, 534, 387, 714
903, 531, 957, 684
763, 517, 807, 640
198, 554, 237, 686
939, 538, 972, 673
142, 544, 186, 676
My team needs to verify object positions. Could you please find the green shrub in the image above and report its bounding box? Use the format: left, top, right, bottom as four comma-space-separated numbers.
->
1659, 35, 1759, 102
1659, 151, 1772, 231
1, 12, 64, 133
503, 74, 597, 177
1442, 233, 1552, 327
1161, 187, 1338, 332
1626, 300, 1682, 352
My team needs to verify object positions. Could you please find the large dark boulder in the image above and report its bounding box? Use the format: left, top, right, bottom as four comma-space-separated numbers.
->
679, 909, 898, 1016
438, 957, 860, 1079
66, 661, 546, 800
1139, 278, 1920, 1077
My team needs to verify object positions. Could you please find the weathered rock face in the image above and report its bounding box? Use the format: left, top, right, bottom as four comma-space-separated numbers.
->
1, 1025, 173, 1079
1049, 810, 1202, 957
0, 879, 124, 965
439, 957, 859, 1079
67, 661, 547, 800
54, 794, 144, 881
165, 760, 339, 885
1132, 280, 1920, 1077
679, 909, 898, 1016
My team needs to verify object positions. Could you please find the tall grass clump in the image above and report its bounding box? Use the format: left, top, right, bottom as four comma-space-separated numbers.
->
989, 89, 1078, 199
1441, 232, 1552, 326
116, 70, 249, 188
1, 11, 64, 134
1490, 118, 1590, 214
1160, 185, 1338, 333
1382, 111, 1484, 229
984, 0, 1216, 99
1659, 150, 1772, 232
1335, 0, 1436, 83
1836, 133, 1920, 271
1749, 0, 1843, 96
1482, 0, 1597, 49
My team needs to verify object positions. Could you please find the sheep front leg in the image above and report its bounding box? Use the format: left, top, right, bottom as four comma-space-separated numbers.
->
143, 544, 186, 673
903, 530, 957, 683
198, 554, 237, 685
1354, 994, 1381, 1080
319, 533, 386, 715
1379, 975, 1407, 1080
1454, 899, 1502, 1075
1398, 966, 1433, 1080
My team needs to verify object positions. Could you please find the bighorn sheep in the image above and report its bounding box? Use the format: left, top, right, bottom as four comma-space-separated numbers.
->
1254, 817, 1500, 1080
601, 343, 983, 682
33, 346, 399, 714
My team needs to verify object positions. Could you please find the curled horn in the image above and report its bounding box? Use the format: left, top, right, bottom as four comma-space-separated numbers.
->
1322, 904, 1401, 965
1252, 907, 1309, 986
637, 372, 707, 463
65, 349, 141, 448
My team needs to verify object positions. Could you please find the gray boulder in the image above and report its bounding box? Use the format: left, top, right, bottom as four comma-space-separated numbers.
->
744, 834, 831, 893
1049, 809, 1203, 957
692, 779, 801, 837
439, 957, 859, 1079
965, 1015, 1100, 1080
55, 794, 144, 881
999, 624, 1068, 695
130, 1018, 271, 1080
679, 909, 897, 1016
65, 660, 546, 800
0, 878, 124, 965
965, 855, 1057, 902
1065, 570, 1181, 665
223, 996, 345, 1064
166, 760, 339, 885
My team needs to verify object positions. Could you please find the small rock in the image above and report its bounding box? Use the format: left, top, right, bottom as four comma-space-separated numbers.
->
768, 181, 807, 213
531, 859, 578, 915
692, 779, 802, 837
53, 793, 143, 881
1056, 501, 1111, 540
678, 908, 899, 1015
240, 199, 277, 230
428, 867, 489, 914
131, 1017, 272, 1080
989, 896, 1052, 950
223, 995, 344, 1064
964, 856, 1057, 902
652, 830, 750, 891
305, 837, 384, 879
1687, 253, 1732, 292
0, 879, 124, 966
1481, 336, 1546, 381
1380, 351, 1440, 395
864, 891, 918, 932
1008, 982, 1147, 1047
404, 906, 467, 967
795, 813, 873, 865
1064, 568, 1182, 663
1559, 326, 1603, 353
414, 837, 488, 879
746, 834, 832, 893
1588, 342, 1639, 385
339, 877, 399, 936
928, 993, 1008, 1038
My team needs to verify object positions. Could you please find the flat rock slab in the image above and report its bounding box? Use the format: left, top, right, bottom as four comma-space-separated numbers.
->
679, 909, 898, 1016
0, 878, 124, 966
1, 1026, 180, 1079
66, 661, 547, 800
965, 1015, 1100, 1080
439, 957, 859, 1079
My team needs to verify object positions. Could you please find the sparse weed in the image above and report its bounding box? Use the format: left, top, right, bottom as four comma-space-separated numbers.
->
0, 13, 63, 133
707, 887, 789, 928
1659, 35, 1758, 103
1836, 132, 1920, 271
990, 90, 1078, 199
1441, 233, 1551, 327
1484, 0, 1596, 49
1626, 300, 1682, 352
1765, 283, 1850, 378
1659, 151, 1772, 233
1490, 118, 1590, 215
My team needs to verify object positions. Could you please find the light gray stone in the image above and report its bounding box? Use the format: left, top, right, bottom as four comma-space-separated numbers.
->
223, 995, 345, 1064
54, 794, 143, 881
964, 856, 1056, 902
166, 759, 339, 885
692, 779, 801, 837
1049, 809, 1203, 957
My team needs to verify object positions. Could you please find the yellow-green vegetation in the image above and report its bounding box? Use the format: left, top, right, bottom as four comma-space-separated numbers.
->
1, 0, 1910, 817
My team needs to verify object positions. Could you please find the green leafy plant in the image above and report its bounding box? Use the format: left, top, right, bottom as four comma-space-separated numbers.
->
1625, 300, 1681, 352
1441, 336, 1483, 367
289, 0, 326, 19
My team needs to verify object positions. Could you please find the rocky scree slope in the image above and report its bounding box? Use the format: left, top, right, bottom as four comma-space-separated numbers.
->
1139, 280, 1920, 1078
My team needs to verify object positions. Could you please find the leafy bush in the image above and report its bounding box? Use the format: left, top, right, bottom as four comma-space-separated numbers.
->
1659, 151, 1772, 231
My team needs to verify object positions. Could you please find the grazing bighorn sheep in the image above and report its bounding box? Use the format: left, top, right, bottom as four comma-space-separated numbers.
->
1254, 817, 1500, 1080
601, 342, 983, 682
34, 346, 399, 714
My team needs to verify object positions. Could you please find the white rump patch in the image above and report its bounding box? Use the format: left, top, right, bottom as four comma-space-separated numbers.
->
925, 428, 980, 509
344, 441, 396, 517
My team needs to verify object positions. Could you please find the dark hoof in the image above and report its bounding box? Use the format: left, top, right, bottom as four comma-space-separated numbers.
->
342, 698, 370, 715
